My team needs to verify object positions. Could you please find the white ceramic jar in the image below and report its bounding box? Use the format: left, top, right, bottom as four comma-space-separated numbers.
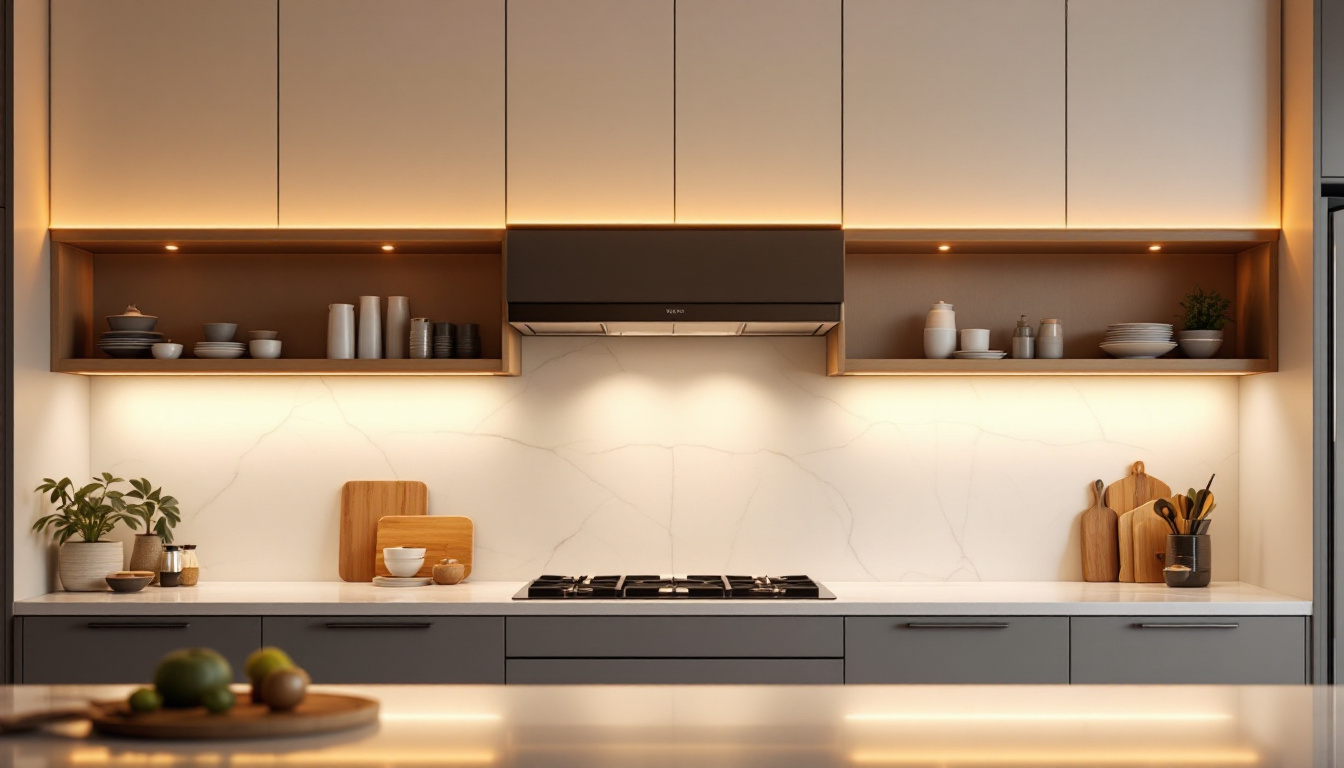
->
923, 301, 957, 359
385, 296, 410, 359
1037, 319, 1064, 359
357, 296, 383, 359
328, 304, 355, 359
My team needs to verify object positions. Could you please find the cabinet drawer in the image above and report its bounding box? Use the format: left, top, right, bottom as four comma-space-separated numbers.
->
20, 616, 260, 684
506, 617, 843, 658
507, 658, 843, 685
845, 617, 1069, 684
262, 617, 504, 684
1070, 616, 1307, 684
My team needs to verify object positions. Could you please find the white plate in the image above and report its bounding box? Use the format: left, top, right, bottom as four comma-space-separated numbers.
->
1107, 323, 1172, 329
194, 342, 246, 348
193, 348, 246, 359
1100, 341, 1178, 358
952, 350, 1007, 359
372, 576, 432, 588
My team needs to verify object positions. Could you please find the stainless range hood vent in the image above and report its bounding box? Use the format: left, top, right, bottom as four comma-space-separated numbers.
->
506, 228, 843, 337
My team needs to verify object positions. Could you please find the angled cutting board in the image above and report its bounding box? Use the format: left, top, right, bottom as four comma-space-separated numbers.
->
339, 481, 427, 582
375, 515, 474, 579
1104, 462, 1171, 583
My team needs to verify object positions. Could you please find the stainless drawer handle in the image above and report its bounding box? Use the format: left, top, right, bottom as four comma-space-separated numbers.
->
1134, 623, 1240, 629
906, 622, 1011, 629
323, 622, 433, 630
87, 621, 191, 630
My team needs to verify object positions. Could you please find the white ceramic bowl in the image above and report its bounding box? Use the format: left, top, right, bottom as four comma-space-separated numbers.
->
202, 323, 238, 342
249, 339, 282, 359
384, 547, 426, 558
1179, 338, 1223, 359
151, 343, 183, 360
385, 557, 425, 577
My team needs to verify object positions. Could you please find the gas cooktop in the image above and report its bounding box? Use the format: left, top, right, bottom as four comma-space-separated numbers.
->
514, 574, 836, 600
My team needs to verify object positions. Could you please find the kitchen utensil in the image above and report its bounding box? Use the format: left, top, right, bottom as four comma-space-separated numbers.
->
88, 692, 379, 739
1129, 499, 1170, 583
328, 304, 355, 359
1153, 498, 1180, 535
375, 515, 474, 579
1162, 534, 1212, 588
1037, 319, 1063, 358
1103, 461, 1173, 516
1080, 479, 1119, 582
433, 558, 467, 585
385, 296, 410, 359
357, 296, 382, 359
338, 481, 428, 582
959, 328, 990, 352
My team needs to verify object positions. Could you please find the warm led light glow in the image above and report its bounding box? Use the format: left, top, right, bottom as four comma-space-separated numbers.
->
164, 244, 179, 251
228, 752, 496, 766
849, 748, 1259, 765
1149, 244, 1162, 251
938, 244, 951, 252
381, 244, 396, 251
380, 712, 502, 722
845, 712, 1231, 723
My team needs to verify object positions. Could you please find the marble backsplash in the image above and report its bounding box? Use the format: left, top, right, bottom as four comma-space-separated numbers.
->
84, 337, 1240, 582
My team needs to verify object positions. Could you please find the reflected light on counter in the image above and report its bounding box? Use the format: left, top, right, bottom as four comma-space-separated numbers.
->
849, 749, 1259, 765
845, 711, 1231, 723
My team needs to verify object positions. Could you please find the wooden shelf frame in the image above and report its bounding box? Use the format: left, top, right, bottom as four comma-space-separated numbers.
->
828, 229, 1280, 377
51, 229, 520, 377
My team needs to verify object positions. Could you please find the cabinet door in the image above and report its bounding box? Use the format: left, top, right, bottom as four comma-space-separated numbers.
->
50, 0, 278, 227
20, 617, 260, 684
507, 617, 843, 658
507, 659, 843, 684
261, 617, 504, 683
1067, 0, 1279, 228
279, 0, 505, 227
1324, 0, 1344, 177
844, 617, 1069, 684
1070, 617, 1307, 684
675, 0, 840, 224
507, 0, 674, 224
843, 0, 1065, 228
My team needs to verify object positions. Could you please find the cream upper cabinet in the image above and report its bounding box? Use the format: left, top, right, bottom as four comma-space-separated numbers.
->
51, 0, 278, 228
843, 0, 1065, 229
507, 0, 674, 224
675, 0, 841, 224
1067, 0, 1280, 228
279, 0, 505, 228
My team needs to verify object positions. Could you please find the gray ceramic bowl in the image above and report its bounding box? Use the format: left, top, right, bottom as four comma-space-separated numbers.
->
106, 314, 158, 332
105, 571, 154, 593
202, 323, 238, 342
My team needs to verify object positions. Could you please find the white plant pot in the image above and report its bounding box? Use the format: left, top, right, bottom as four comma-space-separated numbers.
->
1178, 329, 1224, 359
58, 540, 124, 591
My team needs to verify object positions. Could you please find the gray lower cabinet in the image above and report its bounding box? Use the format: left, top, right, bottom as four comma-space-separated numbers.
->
19, 616, 260, 684
1070, 616, 1308, 684
506, 616, 843, 684
845, 617, 1070, 684
261, 616, 504, 684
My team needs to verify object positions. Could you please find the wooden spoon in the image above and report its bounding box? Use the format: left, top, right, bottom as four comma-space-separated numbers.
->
1154, 498, 1181, 535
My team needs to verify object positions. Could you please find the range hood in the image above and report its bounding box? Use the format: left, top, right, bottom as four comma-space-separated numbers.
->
506, 228, 843, 336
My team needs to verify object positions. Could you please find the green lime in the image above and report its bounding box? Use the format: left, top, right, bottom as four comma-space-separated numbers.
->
201, 686, 235, 715
153, 648, 233, 709
244, 647, 294, 686
128, 687, 161, 714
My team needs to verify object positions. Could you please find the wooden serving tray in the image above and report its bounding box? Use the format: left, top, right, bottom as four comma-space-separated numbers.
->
89, 692, 378, 740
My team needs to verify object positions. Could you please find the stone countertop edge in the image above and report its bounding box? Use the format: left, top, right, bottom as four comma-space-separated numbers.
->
11, 581, 1310, 617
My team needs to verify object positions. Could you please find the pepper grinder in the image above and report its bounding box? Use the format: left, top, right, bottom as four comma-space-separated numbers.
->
1012, 315, 1035, 359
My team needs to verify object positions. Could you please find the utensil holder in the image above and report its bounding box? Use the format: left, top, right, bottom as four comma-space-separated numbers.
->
1162, 534, 1211, 588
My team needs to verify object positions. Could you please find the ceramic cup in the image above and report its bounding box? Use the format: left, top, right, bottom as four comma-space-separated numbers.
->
959, 328, 990, 352
923, 328, 956, 359
151, 343, 183, 360
249, 339, 282, 359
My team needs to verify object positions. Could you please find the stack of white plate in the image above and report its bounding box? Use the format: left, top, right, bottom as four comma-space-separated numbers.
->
1100, 323, 1177, 359
951, 350, 1007, 360
194, 341, 247, 359
97, 330, 163, 358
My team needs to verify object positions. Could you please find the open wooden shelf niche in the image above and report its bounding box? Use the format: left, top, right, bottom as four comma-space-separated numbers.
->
828, 229, 1280, 376
51, 229, 520, 376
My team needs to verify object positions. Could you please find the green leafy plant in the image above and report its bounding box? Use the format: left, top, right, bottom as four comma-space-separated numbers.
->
1180, 287, 1232, 331
124, 477, 181, 543
33, 473, 136, 544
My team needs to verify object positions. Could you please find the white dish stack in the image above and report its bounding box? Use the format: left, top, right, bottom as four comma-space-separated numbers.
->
1100, 323, 1177, 359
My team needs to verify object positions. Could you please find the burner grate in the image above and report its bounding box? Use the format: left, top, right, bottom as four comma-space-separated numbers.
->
519, 574, 833, 600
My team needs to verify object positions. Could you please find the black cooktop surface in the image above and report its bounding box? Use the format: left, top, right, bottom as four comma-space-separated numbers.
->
514, 574, 836, 600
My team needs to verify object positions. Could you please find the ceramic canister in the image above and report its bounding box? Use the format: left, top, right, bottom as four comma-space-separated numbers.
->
357, 296, 383, 359
923, 301, 957, 359
925, 301, 956, 329
327, 304, 355, 360
1037, 319, 1064, 359
385, 296, 410, 359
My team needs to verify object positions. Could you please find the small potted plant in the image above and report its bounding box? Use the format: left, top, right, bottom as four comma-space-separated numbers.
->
1178, 287, 1232, 358
33, 473, 137, 591
123, 478, 181, 584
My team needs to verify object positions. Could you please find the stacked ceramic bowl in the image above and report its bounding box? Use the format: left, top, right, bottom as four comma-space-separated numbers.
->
1100, 323, 1177, 359
99, 307, 162, 357
382, 547, 426, 578
194, 322, 245, 359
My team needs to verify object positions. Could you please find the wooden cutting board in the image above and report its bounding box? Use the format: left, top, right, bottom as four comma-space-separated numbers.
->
375, 515, 474, 578
1080, 479, 1119, 582
1130, 499, 1171, 583
339, 481, 428, 582
1103, 461, 1172, 515
1117, 509, 1136, 582
89, 692, 378, 740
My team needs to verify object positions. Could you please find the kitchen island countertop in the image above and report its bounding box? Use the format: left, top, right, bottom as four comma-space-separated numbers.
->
13, 580, 1310, 616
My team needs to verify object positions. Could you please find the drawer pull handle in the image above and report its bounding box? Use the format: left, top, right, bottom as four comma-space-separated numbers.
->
87, 621, 190, 630
323, 622, 433, 630
905, 622, 1011, 629
1134, 623, 1240, 630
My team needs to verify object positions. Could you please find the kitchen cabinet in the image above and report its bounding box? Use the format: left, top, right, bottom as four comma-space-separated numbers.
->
261, 617, 505, 684
1070, 616, 1308, 684
1323, 0, 1344, 177
1066, 0, 1279, 228
674, 0, 840, 224
18, 617, 260, 684
50, 0, 278, 228
506, 0, 674, 224
842, 0, 1065, 228
278, 0, 505, 228
845, 617, 1069, 684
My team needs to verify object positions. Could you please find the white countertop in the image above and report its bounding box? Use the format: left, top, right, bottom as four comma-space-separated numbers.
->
13, 580, 1310, 616
0, 683, 1323, 766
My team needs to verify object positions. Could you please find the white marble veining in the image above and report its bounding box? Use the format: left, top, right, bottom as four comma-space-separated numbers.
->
13, 580, 1308, 616
84, 337, 1242, 584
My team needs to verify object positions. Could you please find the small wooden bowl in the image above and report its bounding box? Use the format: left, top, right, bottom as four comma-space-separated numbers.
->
106, 571, 155, 593
432, 559, 466, 585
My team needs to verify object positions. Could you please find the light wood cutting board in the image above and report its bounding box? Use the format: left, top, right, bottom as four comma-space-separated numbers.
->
1117, 509, 1136, 582
1129, 499, 1171, 583
376, 515, 474, 578
1104, 462, 1172, 583
1080, 479, 1119, 582
339, 481, 428, 582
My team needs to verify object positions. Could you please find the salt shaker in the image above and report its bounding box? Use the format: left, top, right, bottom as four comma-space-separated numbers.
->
1012, 315, 1035, 359
1038, 318, 1064, 359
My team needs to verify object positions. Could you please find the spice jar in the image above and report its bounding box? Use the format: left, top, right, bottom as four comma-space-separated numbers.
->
1037, 318, 1064, 359
159, 545, 183, 587
1012, 315, 1035, 359
180, 544, 200, 586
